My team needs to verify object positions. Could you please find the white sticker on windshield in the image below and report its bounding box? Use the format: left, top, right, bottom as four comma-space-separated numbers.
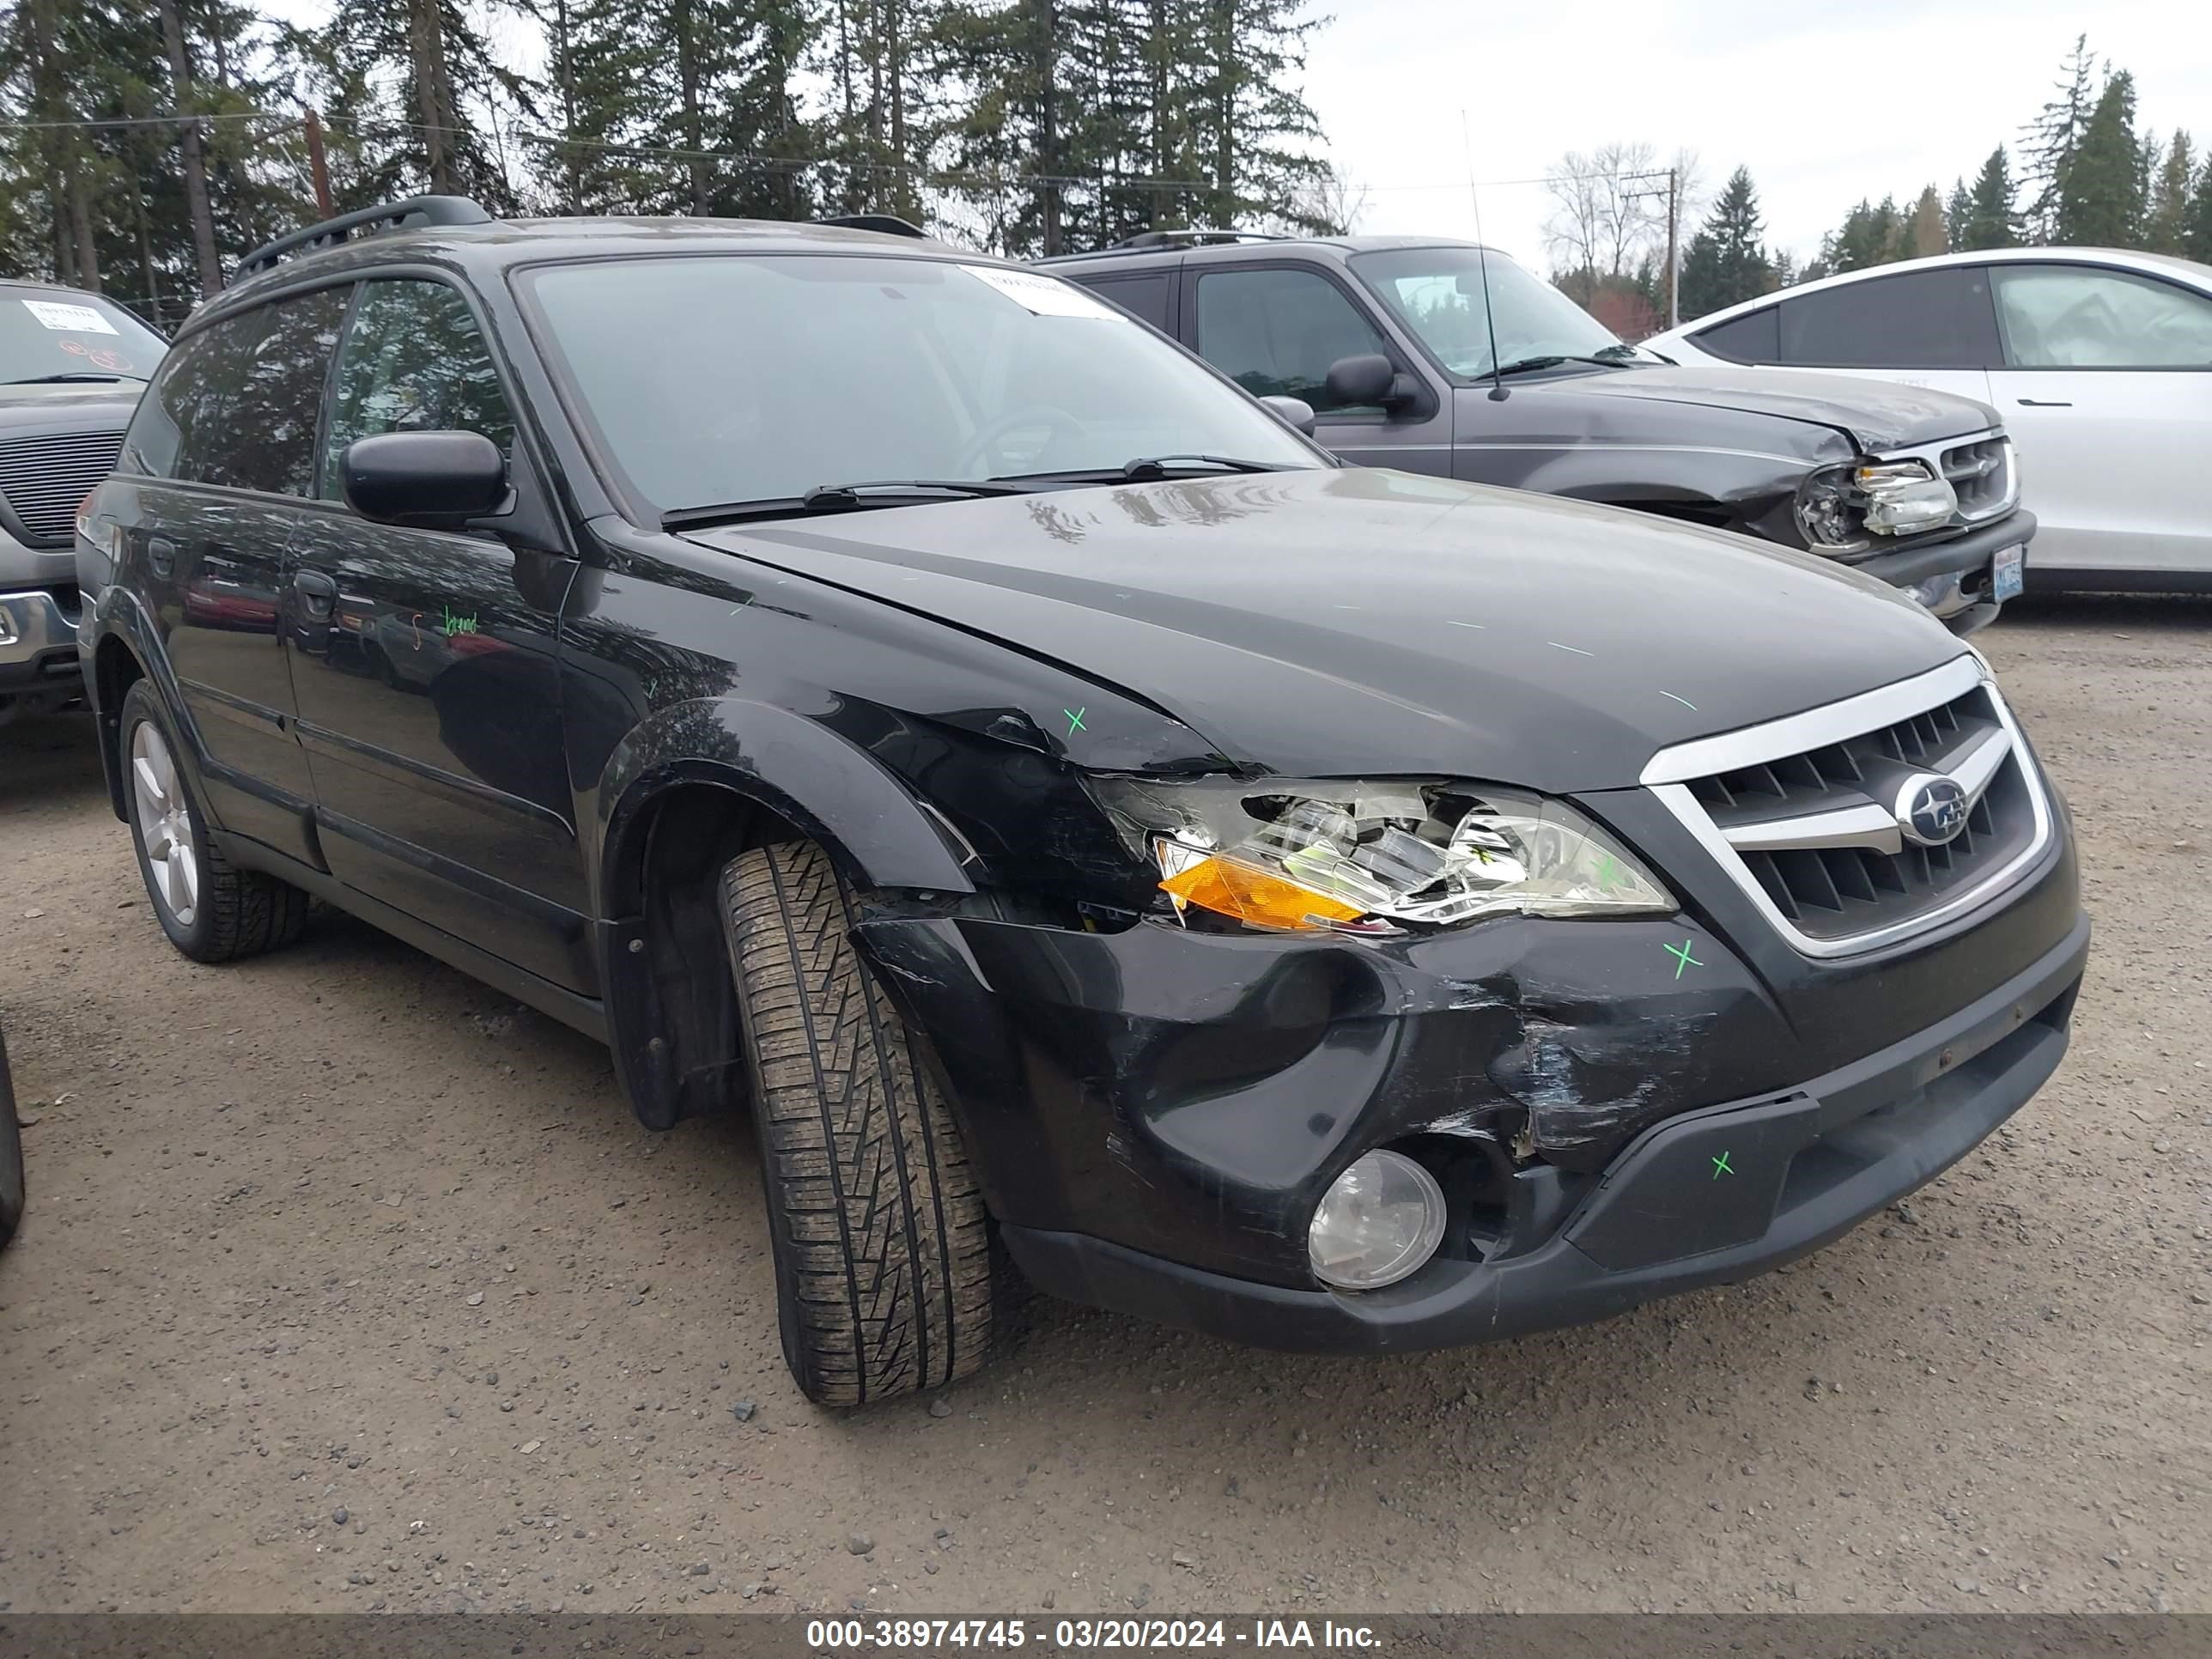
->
23, 300, 118, 334
958, 264, 1117, 319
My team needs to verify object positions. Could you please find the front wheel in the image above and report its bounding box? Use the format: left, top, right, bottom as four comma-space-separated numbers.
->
119, 679, 310, 963
718, 840, 996, 1405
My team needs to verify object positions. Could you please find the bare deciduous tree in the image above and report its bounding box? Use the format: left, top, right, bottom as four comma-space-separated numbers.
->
1284, 164, 1369, 234
1542, 141, 1703, 304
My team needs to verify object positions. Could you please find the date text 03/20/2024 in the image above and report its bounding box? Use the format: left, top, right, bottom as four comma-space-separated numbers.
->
806, 1619, 1381, 1650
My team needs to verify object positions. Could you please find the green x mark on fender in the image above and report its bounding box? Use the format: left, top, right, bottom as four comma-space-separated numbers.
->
1063, 708, 1087, 735
1664, 938, 1702, 979
1711, 1151, 1734, 1179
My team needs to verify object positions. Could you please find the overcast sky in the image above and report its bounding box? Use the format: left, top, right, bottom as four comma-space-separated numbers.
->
1307, 0, 2212, 270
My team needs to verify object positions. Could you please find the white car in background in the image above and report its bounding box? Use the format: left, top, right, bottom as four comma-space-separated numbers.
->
1644, 248, 2212, 592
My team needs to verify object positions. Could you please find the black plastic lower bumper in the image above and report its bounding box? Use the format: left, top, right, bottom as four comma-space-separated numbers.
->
1850, 509, 2033, 592
1002, 913, 2087, 1353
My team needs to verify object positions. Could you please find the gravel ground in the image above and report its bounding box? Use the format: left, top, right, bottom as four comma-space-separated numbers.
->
1, 593, 2206, 1617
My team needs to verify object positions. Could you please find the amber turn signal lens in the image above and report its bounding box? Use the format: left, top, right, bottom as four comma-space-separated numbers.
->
1158, 855, 1365, 931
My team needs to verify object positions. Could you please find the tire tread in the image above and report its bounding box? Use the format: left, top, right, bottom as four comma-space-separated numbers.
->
719, 842, 993, 1405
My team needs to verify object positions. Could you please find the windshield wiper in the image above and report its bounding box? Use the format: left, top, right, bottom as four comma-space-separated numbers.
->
1000, 454, 1298, 484
663, 478, 1029, 530
7, 372, 147, 385
1488, 354, 1633, 378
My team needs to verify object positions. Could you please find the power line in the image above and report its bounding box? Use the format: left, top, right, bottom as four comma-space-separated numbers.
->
0, 111, 289, 133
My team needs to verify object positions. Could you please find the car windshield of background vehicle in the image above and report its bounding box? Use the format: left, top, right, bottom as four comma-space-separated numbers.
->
1349, 248, 1640, 379
522, 255, 1322, 514
1992, 264, 2212, 368
0, 290, 166, 383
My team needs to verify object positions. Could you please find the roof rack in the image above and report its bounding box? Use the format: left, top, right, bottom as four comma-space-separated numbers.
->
235, 195, 495, 277
1111, 228, 1289, 251
817, 213, 930, 239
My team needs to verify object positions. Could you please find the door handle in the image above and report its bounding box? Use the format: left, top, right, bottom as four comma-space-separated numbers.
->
147, 536, 176, 579
2016, 398, 2072, 407
293, 568, 338, 620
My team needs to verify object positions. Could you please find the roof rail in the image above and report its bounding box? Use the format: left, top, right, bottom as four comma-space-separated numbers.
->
235, 195, 495, 277
817, 213, 929, 239
1110, 228, 1289, 251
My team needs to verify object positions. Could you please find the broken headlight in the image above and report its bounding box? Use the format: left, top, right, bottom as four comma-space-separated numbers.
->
1796, 459, 1959, 550
1089, 777, 1674, 934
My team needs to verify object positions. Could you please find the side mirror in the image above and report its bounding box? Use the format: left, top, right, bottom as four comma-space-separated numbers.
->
1259, 394, 1317, 435
341, 430, 507, 527
1323, 352, 1413, 411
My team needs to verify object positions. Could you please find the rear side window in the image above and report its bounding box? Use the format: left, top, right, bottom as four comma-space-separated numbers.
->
1083, 273, 1172, 331
124, 290, 348, 492
1194, 266, 1392, 412
1778, 267, 2000, 369
1690, 305, 1780, 364
320, 279, 516, 501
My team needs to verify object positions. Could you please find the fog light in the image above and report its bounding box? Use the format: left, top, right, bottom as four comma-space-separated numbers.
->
1308, 1149, 1447, 1290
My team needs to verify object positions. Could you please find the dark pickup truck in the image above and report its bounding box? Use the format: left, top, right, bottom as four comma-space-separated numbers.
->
0, 281, 164, 724
1042, 234, 2033, 634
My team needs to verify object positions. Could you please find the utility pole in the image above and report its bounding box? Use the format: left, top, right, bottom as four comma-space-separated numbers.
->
1665, 166, 1680, 329
304, 108, 335, 217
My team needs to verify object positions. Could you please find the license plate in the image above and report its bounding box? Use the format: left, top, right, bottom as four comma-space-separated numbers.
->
1992, 544, 2026, 602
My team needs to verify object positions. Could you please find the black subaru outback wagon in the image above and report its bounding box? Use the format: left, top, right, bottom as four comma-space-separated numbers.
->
76, 198, 2088, 1406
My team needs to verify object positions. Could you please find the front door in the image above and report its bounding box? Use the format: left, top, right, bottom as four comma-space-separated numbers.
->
283, 276, 589, 990
1183, 262, 1455, 471
120, 287, 349, 862
1987, 261, 2212, 580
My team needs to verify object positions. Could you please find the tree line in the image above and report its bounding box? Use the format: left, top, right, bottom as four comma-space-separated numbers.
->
0, 0, 1347, 322
1549, 38, 2212, 332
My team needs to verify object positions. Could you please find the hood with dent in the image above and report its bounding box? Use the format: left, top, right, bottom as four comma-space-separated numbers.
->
684, 468, 1966, 795
1559, 364, 1997, 453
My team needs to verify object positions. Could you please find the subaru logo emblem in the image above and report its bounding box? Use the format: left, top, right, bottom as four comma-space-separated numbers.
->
1895, 774, 1969, 847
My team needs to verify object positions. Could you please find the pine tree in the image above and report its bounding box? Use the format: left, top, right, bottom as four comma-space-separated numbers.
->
301, 0, 538, 210
1906, 183, 1945, 257
2141, 131, 2194, 252
1188, 0, 1331, 235
1822, 196, 1903, 273
1956, 147, 2018, 250
2057, 69, 2143, 245
2021, 34, 2094, 240
2185, 159, 2212, 264
1944, 177, 1970, 251
2145, 130, 2195, 253
1677, 165, 1774, 319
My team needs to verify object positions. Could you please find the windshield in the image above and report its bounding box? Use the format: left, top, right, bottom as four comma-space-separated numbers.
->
0, 289, 166, 382
1349, 248, 1632, 380
523, 254, 1320, 514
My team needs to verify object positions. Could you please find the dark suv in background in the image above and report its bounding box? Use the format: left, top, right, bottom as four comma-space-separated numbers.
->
78, 198, 2086, 1407
1041, 233, 2034, 634
0, 282, 165, 723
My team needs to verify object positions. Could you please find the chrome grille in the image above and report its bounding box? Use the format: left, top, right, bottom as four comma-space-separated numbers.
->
0, 428, 125, 545
1940, 436, 2013, 522
1643, 658, 2054, 957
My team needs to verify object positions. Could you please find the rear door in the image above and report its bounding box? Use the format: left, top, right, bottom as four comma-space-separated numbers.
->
283, 276, 589, 990
1181, 261, 1455, 471
1986, 261, 2212, 580
117, 286, 349, 862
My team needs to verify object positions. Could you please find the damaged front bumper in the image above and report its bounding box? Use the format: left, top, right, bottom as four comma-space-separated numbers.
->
997, 915, 2085, 1351
854, 810, 2084, 1346
1850, 508, 2034, 637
